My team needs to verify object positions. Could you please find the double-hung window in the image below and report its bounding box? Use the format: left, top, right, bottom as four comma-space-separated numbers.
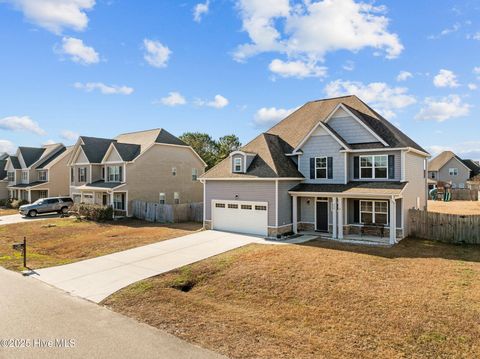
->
21, 171, 28, 182
360, 200, 388, 225
192, 168, 198, 181
78, 167, 87, 182
315, 157, 327, 179
233, 158, 242, 172
113, 193, 125, 210
7, 172, 14, 182
174, 192, 180, 204
448, 168, 458, 176
38, 170, 47, 181
159, 192, 166, 204
108, 166, 122, 182
360, 155, 388, 179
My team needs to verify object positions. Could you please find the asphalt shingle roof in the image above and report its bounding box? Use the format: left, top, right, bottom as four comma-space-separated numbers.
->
19, 147, 45, 167
289, 182, 407, 196
35, 146, 67, 169
113, 143, 141, 161
428, 151, 468, 172
80, 137, 116, 163
9, 156, 21, 169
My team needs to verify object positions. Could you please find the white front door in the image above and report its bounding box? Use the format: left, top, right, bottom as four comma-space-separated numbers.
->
212, 200, 268, 236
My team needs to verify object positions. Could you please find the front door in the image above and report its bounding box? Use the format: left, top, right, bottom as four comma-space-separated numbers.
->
316, 201, 328, 232
102, 194, 108, 206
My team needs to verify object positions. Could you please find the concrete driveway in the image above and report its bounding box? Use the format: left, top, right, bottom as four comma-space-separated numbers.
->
0, 213, 61, 226
32, 230, 314, 303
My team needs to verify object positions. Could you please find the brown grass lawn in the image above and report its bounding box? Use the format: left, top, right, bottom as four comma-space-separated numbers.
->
0, 219, 202, 271
104, 239, 480, 359
428, 200, 480, 215
0, 208, 18, 216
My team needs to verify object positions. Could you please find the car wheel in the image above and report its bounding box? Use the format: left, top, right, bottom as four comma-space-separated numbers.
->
28, 210, 38, 218
60, 206, 68, 214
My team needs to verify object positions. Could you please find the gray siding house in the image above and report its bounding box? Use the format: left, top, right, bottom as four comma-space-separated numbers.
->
201, 95, 430, 245
427, 151, 479, 189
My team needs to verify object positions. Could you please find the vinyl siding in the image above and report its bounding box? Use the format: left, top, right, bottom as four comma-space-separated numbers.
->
437, 157, 470, 187
105, 148, 122, 162
298, 131, 346, 184
403, 151, 428, 233
0, 181, 7, 200
27, 151, 71, 197
205, 180, 276, 226
348, 151, 401, 181
346, 198, 402, 226
277, 180, 302, 226
328, 115, 378, 144
299, 197, 315, 223
231, 154, 244, 172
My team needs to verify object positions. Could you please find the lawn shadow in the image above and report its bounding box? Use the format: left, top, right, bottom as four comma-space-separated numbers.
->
299, 237, 480, 263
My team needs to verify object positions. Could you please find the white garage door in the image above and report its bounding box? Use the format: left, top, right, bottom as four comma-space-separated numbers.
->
212, 200, 268, 236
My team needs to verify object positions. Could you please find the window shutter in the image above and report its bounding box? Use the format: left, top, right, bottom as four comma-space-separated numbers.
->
388, 155, 395, 179
78, 168, 81, 181
353, 200, 359, 223
327, 157, 333, 179
310, 158, 315, 179
107, 167, 110, 181
353, 156, 359, 179
119, 166, 123, 182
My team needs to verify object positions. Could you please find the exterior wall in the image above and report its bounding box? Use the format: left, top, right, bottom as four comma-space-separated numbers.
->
437, 157, 470, 187
345, 198, 402, 227
0, 181, 8, 200
328, 114, 378, 144
298, 128, 346, 184
277, 180, 302, 227
105, 148, 122, 162
122, 144, 205, 215
91, 164, 103, 182
70, 164, 90, 187
5, 162, 17, 186
29, 151, 71, 197
348, 150, 401, 182
403, 152, 428, 234
205, 180, 276, 226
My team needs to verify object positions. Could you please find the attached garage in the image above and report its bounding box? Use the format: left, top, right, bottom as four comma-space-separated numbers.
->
212, 200, 268, 236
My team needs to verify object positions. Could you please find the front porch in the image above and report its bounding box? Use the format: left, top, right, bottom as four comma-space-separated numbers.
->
289, 182, 406, 245
8, 186, 49, 203
73, 181, 128, 217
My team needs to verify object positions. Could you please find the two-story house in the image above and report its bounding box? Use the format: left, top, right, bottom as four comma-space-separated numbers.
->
0, 153, 8, 199
427, 151, 480, 189
68, 128, 206, 216
200, 96, 429, 245
4, 144, 72, 202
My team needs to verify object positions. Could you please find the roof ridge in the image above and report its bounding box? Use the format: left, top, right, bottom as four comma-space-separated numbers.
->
116, 128, 162, 136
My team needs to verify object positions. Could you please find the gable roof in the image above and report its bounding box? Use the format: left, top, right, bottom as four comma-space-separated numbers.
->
35, 146, 67, 169
203, 95, 428, 179
0, 153, 8, 161
9, 156, 21, 169
462, 159, 480, 177
114, 128, 186, 153
0, 159, 6, 180
80, 136, 116, 163
428, 151, 471, 172
112, 142, 141, 161
18, 147, 46, 167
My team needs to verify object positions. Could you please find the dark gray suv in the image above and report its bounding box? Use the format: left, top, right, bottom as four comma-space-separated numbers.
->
19, 197, 74, 217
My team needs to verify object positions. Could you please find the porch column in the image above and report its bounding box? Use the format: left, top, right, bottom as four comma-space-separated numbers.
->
332, 197, 338, 239
292, 195, 298, 234
389, 198, 396, 245
27, 190, 31, 203
338, 198, 344, 239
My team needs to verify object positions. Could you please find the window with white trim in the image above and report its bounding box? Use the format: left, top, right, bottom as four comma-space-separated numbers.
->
113, 193, 125, 210
360, 200, 388, 225
159, 192, 166, 204
7, 172, 14, 182
233, 158, 242, 172
315, 157, 327, 179
172, 167, 177, 176
448, 168, 458, 176
38, 190, 48, 199
21, 171, 28, 182
360, 155, 388, 179
78, 167, 87, 182
174, 192, 180, 204
107, 166, 122, 182
192, 168, 198, 181
38, 170, 47, 182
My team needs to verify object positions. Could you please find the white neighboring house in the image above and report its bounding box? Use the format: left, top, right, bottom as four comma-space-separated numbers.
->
201, 95, 430, 245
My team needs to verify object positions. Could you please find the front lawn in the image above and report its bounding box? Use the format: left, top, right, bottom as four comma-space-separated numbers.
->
0, 208, 18, 216
104, 238, 480, 359
428, 200, 480, 215
0, 219, 202, 271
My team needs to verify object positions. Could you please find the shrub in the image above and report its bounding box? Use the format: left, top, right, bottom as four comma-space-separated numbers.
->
10, 199, 29, 209
72, 203, 113, 221
0, 199, 10, 207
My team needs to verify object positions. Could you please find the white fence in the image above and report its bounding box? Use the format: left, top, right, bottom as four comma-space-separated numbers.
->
132, 201, 203, 223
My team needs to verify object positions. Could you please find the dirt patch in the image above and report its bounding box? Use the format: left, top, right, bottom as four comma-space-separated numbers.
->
104, 239, 480, 359
428, 200, 480, 215
0, 219, 202, 271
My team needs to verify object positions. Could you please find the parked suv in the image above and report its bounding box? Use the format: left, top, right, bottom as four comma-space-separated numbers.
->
19, 197, 74, 217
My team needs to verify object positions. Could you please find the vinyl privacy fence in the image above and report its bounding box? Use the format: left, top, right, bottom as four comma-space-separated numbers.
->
408, 209, 480, 244
132, 200, 203, 223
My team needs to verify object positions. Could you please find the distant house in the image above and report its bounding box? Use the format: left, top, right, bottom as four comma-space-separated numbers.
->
67, 128, 206, 217
427, 151, 480, 189
4, 144, 72, 202
0, 153, 9, 200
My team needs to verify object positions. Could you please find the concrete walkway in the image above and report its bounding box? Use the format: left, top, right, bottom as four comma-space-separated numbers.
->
0, 267, 223, 359
0, 213, 61, 226
32, 230, 315, 303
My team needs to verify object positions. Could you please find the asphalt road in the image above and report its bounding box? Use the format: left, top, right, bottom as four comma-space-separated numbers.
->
0, 267, 224, 359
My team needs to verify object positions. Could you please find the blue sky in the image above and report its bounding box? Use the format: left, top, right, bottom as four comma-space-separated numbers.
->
0, 0, 479, 158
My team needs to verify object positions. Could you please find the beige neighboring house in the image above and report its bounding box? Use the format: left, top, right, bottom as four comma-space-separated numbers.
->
0, 153, 9, 200
68, 128, 206, 216
4, 144, 72, 202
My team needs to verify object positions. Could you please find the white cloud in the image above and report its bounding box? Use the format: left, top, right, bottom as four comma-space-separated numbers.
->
193, 1, 209, 22
415, 95, 471, 122
158, 92, 187, 107
0, 140, 16, 154
59, 37, 99, 65
324, 80, 416, 118
342, 60, 355, 71
428, 23, 460, 39
468, 83, 478, 90
467, 32, 480, 40
474, 67, 480, 79
234, 0, 403, 71
0, 116, 46, 135
143, 39, 171, 68
396, 70, 413, 82
195, 94, 229, 108
268, 59, 327, 79
6, 0, 96, 34
253, 107, 296, 127
74, 82, 134, 95
433, 69, 459, 88
60, 129, 79, 141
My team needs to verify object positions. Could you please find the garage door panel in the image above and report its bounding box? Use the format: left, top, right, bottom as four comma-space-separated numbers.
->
212, 200, 268, 236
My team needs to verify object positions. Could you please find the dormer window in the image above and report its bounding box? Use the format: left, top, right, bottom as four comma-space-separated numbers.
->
107, 166, 123, 182
21, 171, 28, 182
7, 172, 14, 182
233, 158, 242, 173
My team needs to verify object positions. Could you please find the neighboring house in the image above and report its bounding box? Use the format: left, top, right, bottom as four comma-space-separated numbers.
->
4, 144, 72, 202
0, 153, 9, 200
201, 95, 429, 245
427, 151, 480, 189
68, 128, 205, 216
